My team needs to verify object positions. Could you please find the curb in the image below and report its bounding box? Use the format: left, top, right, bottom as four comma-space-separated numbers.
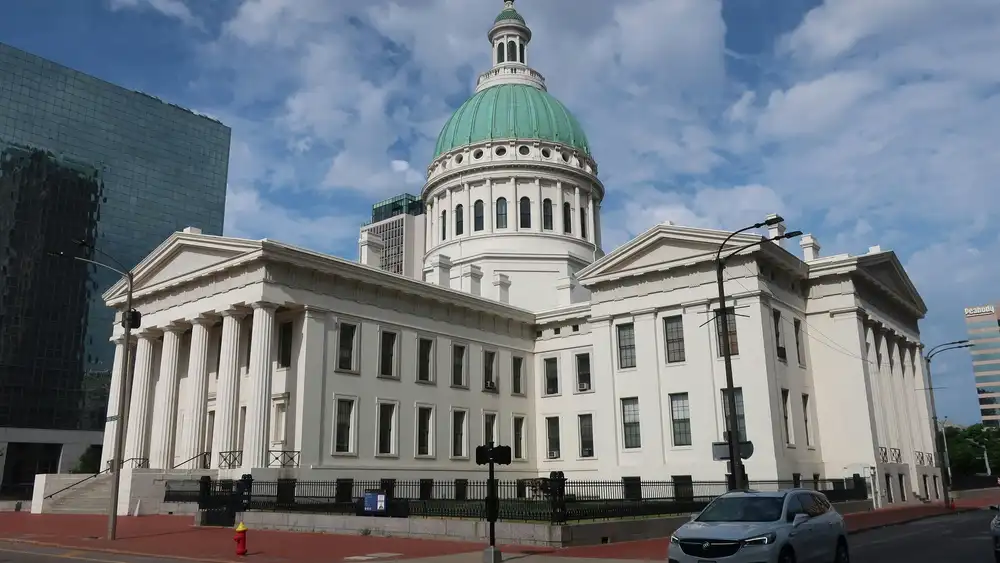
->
846, 507, 979, 536
0, 538, 234, 563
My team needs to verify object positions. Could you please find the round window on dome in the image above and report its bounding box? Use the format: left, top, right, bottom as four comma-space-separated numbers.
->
496, 146, 507, 157
473, 149, 484, 159
541, 148, 551, 158
518, 146, 530, 156
455, 154, 464, 164
561, 152, 570, 162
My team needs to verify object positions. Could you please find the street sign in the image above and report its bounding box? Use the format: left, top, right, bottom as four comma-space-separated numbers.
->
712, 441, 754, 461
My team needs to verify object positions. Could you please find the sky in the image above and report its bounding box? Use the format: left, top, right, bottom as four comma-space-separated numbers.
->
1, 0, 998, 424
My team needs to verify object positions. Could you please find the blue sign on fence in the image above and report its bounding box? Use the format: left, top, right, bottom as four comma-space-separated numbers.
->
363, 491, 387, 514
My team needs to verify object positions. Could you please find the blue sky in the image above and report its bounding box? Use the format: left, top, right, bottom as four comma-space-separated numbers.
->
2, 0, 998, 424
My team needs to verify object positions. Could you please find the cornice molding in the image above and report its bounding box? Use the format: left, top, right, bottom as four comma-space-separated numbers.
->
422, 157, 605, 201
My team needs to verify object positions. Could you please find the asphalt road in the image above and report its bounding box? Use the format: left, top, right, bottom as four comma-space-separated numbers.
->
0, 510, 998, 563
850, 508, 997, 563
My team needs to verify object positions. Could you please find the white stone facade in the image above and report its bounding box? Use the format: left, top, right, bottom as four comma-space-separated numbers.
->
87, 1, 938, 510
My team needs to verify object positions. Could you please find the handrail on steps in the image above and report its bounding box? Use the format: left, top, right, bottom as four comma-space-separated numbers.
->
44, 468, 111, 500
43, 457, 149, 500
171, 452, 210, 470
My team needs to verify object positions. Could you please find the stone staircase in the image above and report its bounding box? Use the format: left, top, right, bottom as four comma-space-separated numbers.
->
46, 474, 115, 514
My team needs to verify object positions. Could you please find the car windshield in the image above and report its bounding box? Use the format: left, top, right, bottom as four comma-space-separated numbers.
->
696, 496, 784, 523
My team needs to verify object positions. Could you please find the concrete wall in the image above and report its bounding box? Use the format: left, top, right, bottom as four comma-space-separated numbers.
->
230, 500, 877, 547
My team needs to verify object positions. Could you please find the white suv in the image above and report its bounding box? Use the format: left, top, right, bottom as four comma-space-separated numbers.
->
669, 489, 850, 563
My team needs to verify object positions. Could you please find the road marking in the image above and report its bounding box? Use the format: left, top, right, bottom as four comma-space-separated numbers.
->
343, 553, 403, 561
0, 546, 124, 563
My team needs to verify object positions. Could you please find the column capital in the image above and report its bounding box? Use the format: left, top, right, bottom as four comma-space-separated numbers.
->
110, 333, 137, 345
251, 301, 280, 311
216, 306, 251, 319
303, 305, 331, 319
137, 328, 162, 339
163, 322, 188, 334
189, 313, 218, 327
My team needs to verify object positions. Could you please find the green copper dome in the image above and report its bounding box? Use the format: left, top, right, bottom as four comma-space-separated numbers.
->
494, 7, 525, 25
433, 84, 591, 158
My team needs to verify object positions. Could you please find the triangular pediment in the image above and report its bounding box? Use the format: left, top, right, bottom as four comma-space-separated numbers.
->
858, 254, 927, 315
103, 232, 263, 302
578, 223, 765, 285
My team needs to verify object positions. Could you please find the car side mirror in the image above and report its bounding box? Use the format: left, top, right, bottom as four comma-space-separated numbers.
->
689, 513, 699, 521
792, 513, 809, 527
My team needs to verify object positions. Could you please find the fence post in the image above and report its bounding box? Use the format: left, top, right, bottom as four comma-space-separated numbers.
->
549, 471, 567, 524
197, 475, 211, 509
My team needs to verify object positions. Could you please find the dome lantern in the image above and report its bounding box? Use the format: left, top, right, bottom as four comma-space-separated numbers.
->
479, 0, 545, 92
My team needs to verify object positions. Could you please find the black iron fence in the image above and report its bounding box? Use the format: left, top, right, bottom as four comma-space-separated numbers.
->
166, 474, 868, 524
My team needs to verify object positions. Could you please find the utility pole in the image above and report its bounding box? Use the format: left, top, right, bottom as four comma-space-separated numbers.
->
51, 241, 139, 540
925, 340, 972, 508
716, 216, 801, 490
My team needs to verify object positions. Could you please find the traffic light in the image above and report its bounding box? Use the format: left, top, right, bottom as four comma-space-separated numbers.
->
120, 309, 141, 329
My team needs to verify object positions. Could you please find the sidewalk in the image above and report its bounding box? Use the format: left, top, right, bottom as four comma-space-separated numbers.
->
1, 495, 996, 562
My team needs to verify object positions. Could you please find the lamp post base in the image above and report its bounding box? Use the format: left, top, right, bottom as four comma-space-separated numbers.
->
482, 546, 502, 563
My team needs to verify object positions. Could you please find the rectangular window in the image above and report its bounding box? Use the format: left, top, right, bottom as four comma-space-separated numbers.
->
417, 338, 434, 382
512, 356, 524, 394
794, 319, 805, 365
663, 315, 685, 363
337, 322, 358, 371
416, 406, 433, 456
617, 323, 637, 369
379, 330, 398, 377
513, 415, 526, 460
334, 398, 355, 453
714, 308, 740, 356
272, 402, 286, 442
781, 388, 791, 444
669, 393, 692, 446
621, 397, 641, 449
721, 388, 747, 442
576, 353, 592, 391
802, 393, 812, 446
484, 412, 497, 445
483, 350, 497, 390
578, 414, 594, 458
546, 416, 561, 458
452, 410, 467, 457
376, 402, 396, 455
773, 309, 787, 361
544, 357, 559, 395
452, 344, 466, 387
277, 321, 293, 368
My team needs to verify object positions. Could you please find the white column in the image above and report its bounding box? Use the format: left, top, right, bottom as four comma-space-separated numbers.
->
555, 181, 565, 234
464, 183, 471, 236
212, 308, 246, 468
426, 200, 434, 247
486, 179, 494, 232
865, 323, 887, 449
148, 325, 184, 469
879, 330, 901, 452
512, 177, 519, 231
180, 316, 213, 468
587, 195, 596, 243
295, 307, 329, 467
447, 187, 454, 241
594, 200, 603, 250
100, 336, 129, 470
123, 332, 158, 464
535, 178, 543, 232
574, 185, 582, 239
243, 302, 277, 469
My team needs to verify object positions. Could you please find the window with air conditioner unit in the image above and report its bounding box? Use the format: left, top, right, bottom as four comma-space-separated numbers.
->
545, 416, 560, 459
575, 353, 592, 392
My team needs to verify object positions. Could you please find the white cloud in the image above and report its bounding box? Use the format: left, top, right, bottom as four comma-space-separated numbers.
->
223, 184, 364, 253
108, 0, 203, 29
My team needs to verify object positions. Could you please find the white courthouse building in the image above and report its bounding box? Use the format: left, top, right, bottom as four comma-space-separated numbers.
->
43, 1, 939, 511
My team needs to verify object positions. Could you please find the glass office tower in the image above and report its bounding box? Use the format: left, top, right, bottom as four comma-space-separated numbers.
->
967, 304, 1000, 428
0, 42, 230, 491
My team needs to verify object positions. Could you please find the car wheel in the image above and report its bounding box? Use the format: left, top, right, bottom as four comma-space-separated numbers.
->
834, 538, 849, 563
994, 550, 1000, 563
779, 547, 796, 563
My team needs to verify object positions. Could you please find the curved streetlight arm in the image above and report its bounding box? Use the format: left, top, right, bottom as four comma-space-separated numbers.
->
73, 238, 130, 274
928, 340, 971, 358
60, 254, 130, 280
715, 224, 766, 264
720, 232, 802, 265
927, 343, 972, 361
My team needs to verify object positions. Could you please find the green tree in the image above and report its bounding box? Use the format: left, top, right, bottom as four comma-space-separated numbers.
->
70, 446, 102, 474
943, 423, 1000, 477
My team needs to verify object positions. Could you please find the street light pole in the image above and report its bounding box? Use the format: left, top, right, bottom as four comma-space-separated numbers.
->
51, 242, 136, 540
925, 340, 972, 508
716, 216, 802, 490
